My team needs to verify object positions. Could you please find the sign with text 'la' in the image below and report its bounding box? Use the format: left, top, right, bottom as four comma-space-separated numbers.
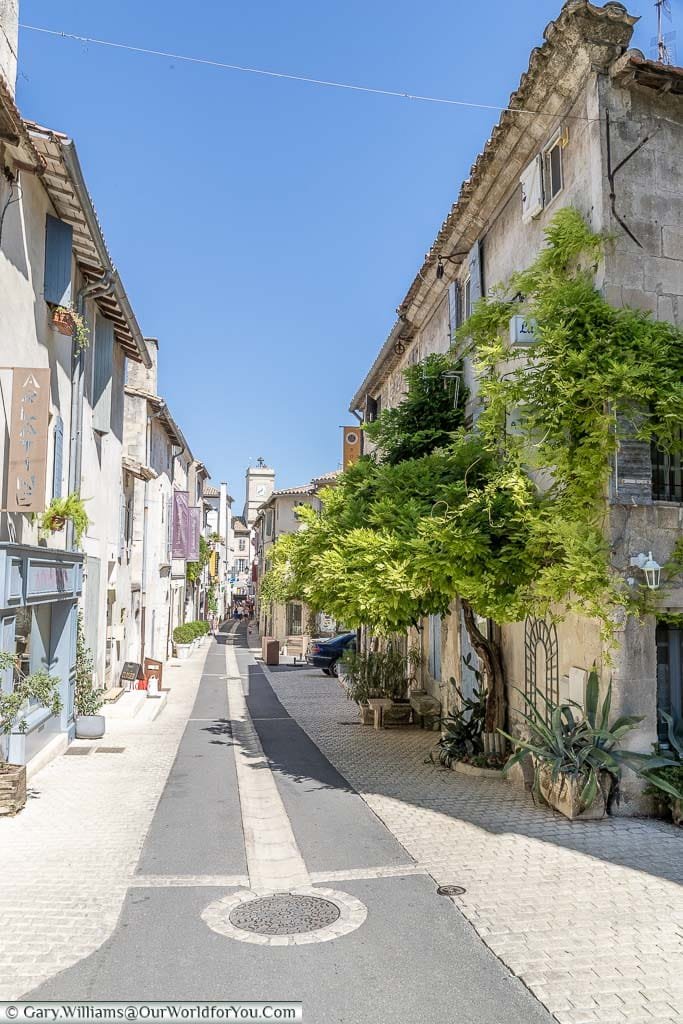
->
7, 368, 50, 512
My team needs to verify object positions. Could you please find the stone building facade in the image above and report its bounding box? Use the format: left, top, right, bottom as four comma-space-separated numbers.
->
349, 1, 683, 810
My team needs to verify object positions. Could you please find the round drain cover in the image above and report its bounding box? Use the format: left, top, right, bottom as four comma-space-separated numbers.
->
437, 885, 466, 897
229, 894, 340, 936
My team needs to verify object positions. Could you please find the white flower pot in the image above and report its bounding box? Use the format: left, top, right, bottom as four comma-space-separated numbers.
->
75, 714, 105, 739
175, 643, 191, 660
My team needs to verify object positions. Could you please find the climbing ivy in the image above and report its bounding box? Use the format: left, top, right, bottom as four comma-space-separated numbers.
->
260, 209, 683, 646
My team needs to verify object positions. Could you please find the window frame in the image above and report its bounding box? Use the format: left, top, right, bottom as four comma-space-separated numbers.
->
542, 130, 564, 208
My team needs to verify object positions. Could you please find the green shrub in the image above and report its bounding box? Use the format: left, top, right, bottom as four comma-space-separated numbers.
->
173, 624, 194, 645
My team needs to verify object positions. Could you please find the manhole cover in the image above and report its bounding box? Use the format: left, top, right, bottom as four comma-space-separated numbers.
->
437, 885, 466, 897
229, 894, 340, 936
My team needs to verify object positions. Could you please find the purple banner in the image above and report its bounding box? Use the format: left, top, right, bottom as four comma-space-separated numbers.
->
187, 506, 200, 562
172, 490, 189, 559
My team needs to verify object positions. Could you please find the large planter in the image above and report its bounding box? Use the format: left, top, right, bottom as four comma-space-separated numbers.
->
175, 642, 192, 660
358, 702, 374, 726
75, 714, 105, 740
536, 763, 611, 821
367, 697, 392, 730
0, 763, 27, 816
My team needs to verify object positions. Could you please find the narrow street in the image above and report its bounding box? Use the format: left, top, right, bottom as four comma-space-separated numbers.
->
21, 623, 551, 1023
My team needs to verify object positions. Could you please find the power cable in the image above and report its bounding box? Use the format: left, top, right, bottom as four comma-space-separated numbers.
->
20, 22, 594, 120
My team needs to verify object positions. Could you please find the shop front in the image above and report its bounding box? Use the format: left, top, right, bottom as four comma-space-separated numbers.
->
0, 543, 83, 766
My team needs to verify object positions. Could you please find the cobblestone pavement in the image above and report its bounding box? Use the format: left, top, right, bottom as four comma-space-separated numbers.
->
261, 657, 683, 1024
0, 646, 209, 999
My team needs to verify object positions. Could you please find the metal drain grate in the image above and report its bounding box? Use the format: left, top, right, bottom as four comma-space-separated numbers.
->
95, 747, 126, 753
65, 747, 93, 756
229, 894, 340, 936
437, 885, 466, 897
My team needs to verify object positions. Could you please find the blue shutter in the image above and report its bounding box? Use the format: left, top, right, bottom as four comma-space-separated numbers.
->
467, 240, 483, 308
92, 315, 114, 434
52, 415, 64, 500
44, 215, 73, 306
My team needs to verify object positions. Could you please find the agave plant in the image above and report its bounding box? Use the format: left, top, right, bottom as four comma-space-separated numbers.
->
499, 668, 666, 813
642, 712, 683, 806
429, 661, 487, 768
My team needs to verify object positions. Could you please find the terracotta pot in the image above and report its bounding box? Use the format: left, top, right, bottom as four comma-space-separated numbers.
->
51, 309, 74, 336
0, 762, 27, 816
47, 515, 66, 531
536, 762, 611, 821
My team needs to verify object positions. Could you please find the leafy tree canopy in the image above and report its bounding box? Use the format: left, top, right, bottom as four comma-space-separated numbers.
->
260, 209, 683, 639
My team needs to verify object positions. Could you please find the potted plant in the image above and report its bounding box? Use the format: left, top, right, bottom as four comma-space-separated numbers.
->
0, 652, 62, 815
500, 669, 655, 820
50, 305, 90, 350
74, 613, 105, 739
40, 493, 90, 547
429, 681, 488, 769
642, 713, 683, 825
173, 623, 193, 659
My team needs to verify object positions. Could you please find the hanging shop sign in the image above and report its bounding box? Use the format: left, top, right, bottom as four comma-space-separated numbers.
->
6, 368, 50, 512
172, 490, 190, 558
343, 426, 361, 470
187, 506, 200, 562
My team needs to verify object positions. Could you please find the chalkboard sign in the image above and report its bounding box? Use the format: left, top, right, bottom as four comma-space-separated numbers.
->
120, 662, 143, 686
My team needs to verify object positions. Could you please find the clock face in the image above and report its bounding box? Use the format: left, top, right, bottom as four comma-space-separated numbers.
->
256, 485, 266, 497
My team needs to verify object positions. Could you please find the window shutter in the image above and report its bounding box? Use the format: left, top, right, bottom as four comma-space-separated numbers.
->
44, 215, 73, 306
119, 493, 126, 562
467, 241, 483, 308
520, 155, 544, 223
166, 497, 173, 562
612, 412, 653, 505
448, 282, 460, 339
52, 415, 64, 500
92, 315, 114, 434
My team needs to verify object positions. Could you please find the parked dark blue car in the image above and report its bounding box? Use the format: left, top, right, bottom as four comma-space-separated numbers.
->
307, 632, 356, 676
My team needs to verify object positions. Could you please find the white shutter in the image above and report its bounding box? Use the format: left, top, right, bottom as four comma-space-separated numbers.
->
520, 155, 544, 223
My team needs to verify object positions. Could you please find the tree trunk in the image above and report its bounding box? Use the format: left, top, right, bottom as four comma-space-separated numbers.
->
461, 600, 506, 734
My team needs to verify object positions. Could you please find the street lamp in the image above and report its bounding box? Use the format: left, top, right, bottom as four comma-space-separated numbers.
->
629, 551, 662, 590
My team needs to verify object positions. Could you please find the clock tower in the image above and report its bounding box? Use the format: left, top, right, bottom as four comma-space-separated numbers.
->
244, 460, 275, 527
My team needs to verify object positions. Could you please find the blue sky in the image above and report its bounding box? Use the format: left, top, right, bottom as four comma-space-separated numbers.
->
17, 0, 673, 498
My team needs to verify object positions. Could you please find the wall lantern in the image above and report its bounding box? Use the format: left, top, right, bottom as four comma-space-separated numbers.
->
629, 551, 662, 590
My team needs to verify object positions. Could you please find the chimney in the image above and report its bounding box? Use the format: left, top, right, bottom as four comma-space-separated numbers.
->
127, 337, 159, 395
0, 0, 19, 98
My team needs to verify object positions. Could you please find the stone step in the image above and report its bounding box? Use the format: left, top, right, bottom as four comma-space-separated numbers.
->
103, 690, 147, 720
135, 691, 168, 724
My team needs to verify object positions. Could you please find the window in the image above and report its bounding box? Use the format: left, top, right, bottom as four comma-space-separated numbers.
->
234, 558, 248, 573
520, 128, 567, 222
239, 538, 246, 551
464, 277, 472, 321
652, 431, 683, 502
286, 603, 303, 636
544, 133, 564, 204
656, 621, 683, 746
265, 510, 274, 537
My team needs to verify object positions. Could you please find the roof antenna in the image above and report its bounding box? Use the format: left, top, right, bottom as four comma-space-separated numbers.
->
652, 0, 676, 65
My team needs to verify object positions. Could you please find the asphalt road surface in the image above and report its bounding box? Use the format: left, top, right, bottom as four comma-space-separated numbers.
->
30, 624, 551, 1024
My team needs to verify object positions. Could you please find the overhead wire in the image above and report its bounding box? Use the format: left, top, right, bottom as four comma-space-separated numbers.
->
20, 23, 600, 122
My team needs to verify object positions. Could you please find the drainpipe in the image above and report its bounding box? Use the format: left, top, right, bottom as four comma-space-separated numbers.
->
139, 480, 150, 665
66, 271, 114, 550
